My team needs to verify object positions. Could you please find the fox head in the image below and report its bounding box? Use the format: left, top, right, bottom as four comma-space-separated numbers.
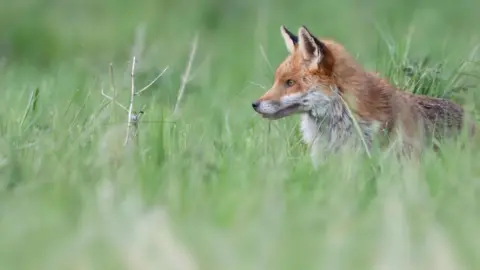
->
252, 25, 357, 119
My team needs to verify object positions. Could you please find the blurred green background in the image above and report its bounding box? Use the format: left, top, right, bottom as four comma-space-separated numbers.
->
2, 0, 479, 67
0, 0, 480, 270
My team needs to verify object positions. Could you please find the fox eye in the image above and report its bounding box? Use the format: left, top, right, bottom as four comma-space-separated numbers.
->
285, 79, 295, 87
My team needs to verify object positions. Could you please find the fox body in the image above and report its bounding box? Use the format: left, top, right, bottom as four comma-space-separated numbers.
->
252, 25, 471, 163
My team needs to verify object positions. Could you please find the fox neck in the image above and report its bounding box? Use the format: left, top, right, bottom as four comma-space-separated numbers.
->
300, 95, 377, 155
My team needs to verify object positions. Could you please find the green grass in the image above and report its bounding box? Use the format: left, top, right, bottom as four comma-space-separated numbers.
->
1, 0, 480, 269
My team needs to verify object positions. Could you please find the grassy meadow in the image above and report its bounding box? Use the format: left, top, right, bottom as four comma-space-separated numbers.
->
1, 0, 480, 269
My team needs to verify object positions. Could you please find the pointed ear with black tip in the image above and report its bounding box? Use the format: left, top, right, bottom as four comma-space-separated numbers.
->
280, 25, 298, 54
298, 26, 324, 67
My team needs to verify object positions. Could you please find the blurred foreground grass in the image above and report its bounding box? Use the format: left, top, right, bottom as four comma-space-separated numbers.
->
1, 0, 480, 269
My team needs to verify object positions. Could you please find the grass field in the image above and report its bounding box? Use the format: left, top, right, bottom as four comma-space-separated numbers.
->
1, 0, 480, 269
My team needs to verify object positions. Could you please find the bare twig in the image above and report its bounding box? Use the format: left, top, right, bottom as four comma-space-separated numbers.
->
125, 56, 137, 145
249, 81, 267, 89
102, 56, 171, 147
109, 63, 117, 92
101, 88, 128, 112
173, 33, 199, 116
135, 66, 170, 96
109, 63, 117, 118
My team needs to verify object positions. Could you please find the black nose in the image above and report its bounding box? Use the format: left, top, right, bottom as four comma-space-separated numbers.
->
252, 101, 260, 109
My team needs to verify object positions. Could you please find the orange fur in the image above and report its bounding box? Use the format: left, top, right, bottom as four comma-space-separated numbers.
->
252, 25, 475, 162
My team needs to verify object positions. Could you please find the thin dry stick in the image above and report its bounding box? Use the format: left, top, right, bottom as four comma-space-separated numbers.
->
125, 56, 137, 146
102, 63, 169, 112
173, 33, 199, 116
249, 81, 267, 89
101, 88, 128, 112
109, 63, 117, 119
135, 66, 170, 96
100, 59, 170, 147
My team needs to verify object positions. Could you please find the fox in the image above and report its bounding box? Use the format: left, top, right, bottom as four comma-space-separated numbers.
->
252, 25, 474, 164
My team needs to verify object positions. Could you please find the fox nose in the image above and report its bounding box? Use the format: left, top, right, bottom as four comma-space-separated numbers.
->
252, 101, 260, 110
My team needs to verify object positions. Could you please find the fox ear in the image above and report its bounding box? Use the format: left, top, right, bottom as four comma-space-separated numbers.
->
280, 25, 298, 54
298, 26, 323, 66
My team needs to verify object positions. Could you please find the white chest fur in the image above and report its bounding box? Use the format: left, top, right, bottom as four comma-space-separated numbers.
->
299, 110, 377, 165
300, 114, 320, 146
